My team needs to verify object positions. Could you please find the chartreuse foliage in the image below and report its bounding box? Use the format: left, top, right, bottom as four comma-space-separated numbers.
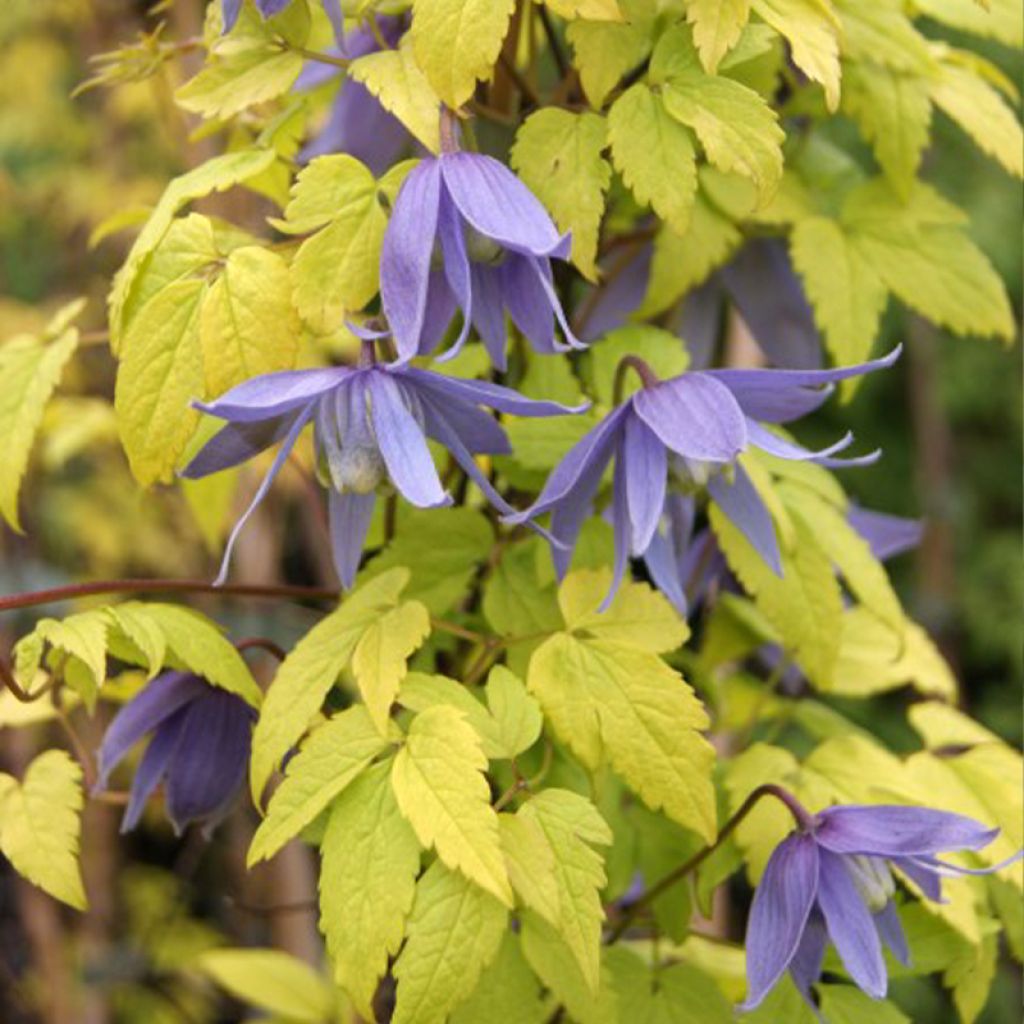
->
1, 1, 1021, 1023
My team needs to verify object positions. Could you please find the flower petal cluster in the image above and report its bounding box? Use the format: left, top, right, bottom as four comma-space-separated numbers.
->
510, 349, 900, 607
222, 0, 344, 42
183, 348, 584, 588
95, 672, 255, 836
744, 804, 1021, 1009
381, 150, 582, 368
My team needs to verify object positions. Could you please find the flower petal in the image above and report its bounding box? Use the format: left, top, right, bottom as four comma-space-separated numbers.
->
632, 374, 747, 462
502, 253, 557, 353
436, 187, 474, 359
194, 368, 347, 423
221, 0, 243, 32
642, 524, 689, 616
788, 908, 828, 1003
524, 255, 586, 350
600, 456, 632, 610
381, 158, 443, 363
708, 463, 782, 576
321, 0, 346, 46
816, 850, 888, 998
745, 420, 878, 467
847, 506, 923, 562
622, 415, 666, 555
367, 372, 450, 508
420, 270, 458, 354
416, 390, 510, 456
468, 263, 507, 369
874, 901, 910, 966
815, 805, 1001, 857
95, 672, 205, 790
120, 705, 190, 833
329, 489, 376, 589
741, 833, 820, 1011
579, 244, 652, 344
181, 414, 299, 479
891, 856, 944, 902
440, 152, 569, 258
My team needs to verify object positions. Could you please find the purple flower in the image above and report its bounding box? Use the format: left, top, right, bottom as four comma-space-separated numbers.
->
182, 339, 585, 588
381, 150, 582, 369
509, 348, 900, 608
295, 18, 409, 174
222, 0, 344, 43
95, 672, 255, 836
744, 802, 1021, 1009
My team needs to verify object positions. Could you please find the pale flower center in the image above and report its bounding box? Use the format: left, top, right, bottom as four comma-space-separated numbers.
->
845, 854, 895, 912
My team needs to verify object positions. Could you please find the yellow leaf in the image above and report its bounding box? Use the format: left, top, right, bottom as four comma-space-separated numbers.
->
546, 0, 625, 19
686, 0, 751, 73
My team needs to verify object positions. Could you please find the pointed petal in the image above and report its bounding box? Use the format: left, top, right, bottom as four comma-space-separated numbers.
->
214, 405, 315, 585
874, 901, 910, 966
600, 456, 632, 610
891, 856, 944, 902
96, 672, 204, 790
746, 420, 878, 467
120, 706, 190, 833
741, 833, 820, 1011
182, 414, 299, 479
642, 525, 689, 616
708, 463, 782, 575
420, 270, 457, 354
622, 415, 666, 555
436, 187, 474, 359
381, 158, 443, 363
814, 805, 1001, 857
525, 255, 586, 350
633, 374, 747, 462
440, 152, 569, 258
467, 263, 508, 370
816, 850, 888, 998
788, 908, 828, 1002
417, 390, 510, 456
673, 277, 723, 369
321, 0, 346, 45
579, 244, 652, 344
222, 0, 243, 32
847, 507, 923, 562
194, 368, 347, 423
502, 253, 557, 354
329, 489, 376, 589
367, 372, 449, 508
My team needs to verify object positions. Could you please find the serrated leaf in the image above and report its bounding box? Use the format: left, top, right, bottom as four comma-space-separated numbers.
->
910, 0, 1023, 48
250, 568, 409, 802
392, 704, 513, 905
196, 949, 336, 1023
411, 0, 516, 108
0, 305, 80, 531
352, 600, 431, 735
392, 860, 508, 1024
567, 4, 654, 108
817, 985, 910, 1024
199, 246, 300, 397
450, 932, 547, 1024
686, 0, 750, 73
320, 760, 420, 1017
608, 83, 697, 235
511, 109, 611, 280
485, 666, 543, 759
32, 610, 109, 707
105, 604, 167, 681
248, 706, 390, 865
835, 1, 936, 73
175, 46, 303, 119
908, 702, 999, 749
349, 35, 442, 153
0, 751, 86, 909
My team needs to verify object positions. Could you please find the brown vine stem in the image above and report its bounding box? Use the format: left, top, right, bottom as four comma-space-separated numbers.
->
235, 637, 287, 662
605, 784, 812, 943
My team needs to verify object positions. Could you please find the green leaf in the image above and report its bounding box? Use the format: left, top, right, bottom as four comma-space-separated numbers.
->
450, 932, 547, 1024
752, 0, 840, 110
31, 611, 109, 707
114, 279, 206, 485
910, 0, 1023, 48
817, 985, 910, 1024
835, 1, 935, 73
195, 949, 336, 1023
0, 302, 81, 530
789, 215, 889, 367
567, 3, 654, 108
175, 46, 303, 120
286, 155, 389, 332
411, 0, 516, 108
352, 599, 431, 734
908, 702, 999, 749
483, 538, 561, 643
528, 572, 715, 840
105, 604, 167, 681
484, 666, 544, 759
686, 0, 750, 74
546, 0, 625, 18
392, 860, 508, 1024
586, 325, 690, 403
198, 246, 300, 396
319, 760, 420, 1018
511, 109, 611, 280
248, 706, 390, 865
349, 35, 442, 153
947, 933, 999, 1024
250, 568, 409, 802
608, 83, 698, 235
392, 704, 513, 905
500, 789, 611, 990
0, 751, 86, 909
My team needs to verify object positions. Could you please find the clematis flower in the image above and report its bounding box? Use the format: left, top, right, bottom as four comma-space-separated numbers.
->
295, 17, 409, 173
743, 800, 1022, 1010
381, 144, 582, 369
182, 336, 584, 588
508, 348, 900, 607
95, 672, 255, 836
222, 0, 344, 42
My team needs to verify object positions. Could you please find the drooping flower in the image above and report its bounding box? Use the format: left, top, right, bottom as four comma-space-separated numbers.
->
743, 800, 1022, 1010
222, 0, 344, 42
182, 336, 585, 588
95, 672, 255, 836
508, 349, 900, 607
295, 17, 409, 173
381, 145, 583, 369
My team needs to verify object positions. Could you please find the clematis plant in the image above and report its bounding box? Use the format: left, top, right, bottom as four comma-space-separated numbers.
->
222, 0, 344, 40
182, 333, 584, 587
510, 347, 900, 607
95, 671, 255, 836
743, 796, 1023, 1010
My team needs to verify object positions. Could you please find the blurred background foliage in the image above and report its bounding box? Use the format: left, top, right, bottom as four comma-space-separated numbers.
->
0, 2, 1020, 1023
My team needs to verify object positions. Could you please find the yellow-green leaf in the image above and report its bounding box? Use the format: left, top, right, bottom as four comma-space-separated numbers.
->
175, 47, 303, 120
411, 0, 516, 108
391, 705, 513, 905
0, 751, 86, 909
31, 610, 110, 707
392, 860, 508, 1024
547, 0, 624, 19
511, 109, 611, 280
484, 666, 543, 759
567, 5, 654, 108
686, 0, 750, 73
320, 760, 420, 1017
450, 933, 547, 1024
910, 0, 1023, 48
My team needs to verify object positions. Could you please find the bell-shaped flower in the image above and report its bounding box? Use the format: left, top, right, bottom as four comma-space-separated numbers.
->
508, 348, 899, 608
182, 339, 585, 588
222, 0, 344, 42
744, 802, 1022, 1010
95, 672, 255, 836
381, 148, 582, 369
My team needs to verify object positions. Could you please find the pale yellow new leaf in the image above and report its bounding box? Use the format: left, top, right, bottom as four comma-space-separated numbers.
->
686, 0, 750, 73
567, 10, 653, 108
